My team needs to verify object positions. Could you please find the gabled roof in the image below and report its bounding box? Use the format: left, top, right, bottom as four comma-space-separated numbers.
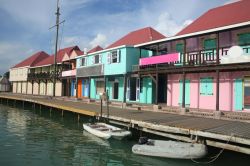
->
106, 27, 166, 49
12, 51, 50, 69
87, 45, 103, 54
177, 0, 250, 36
34, 46, 81, 67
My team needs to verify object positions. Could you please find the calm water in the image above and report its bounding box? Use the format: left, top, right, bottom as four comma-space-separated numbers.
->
0, 104, 249, 166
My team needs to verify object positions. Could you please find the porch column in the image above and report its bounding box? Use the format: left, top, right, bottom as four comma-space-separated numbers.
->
183, 39, 186, 65
76, 77, 78, 98
123, 74, 127, 103
26, 81, 28, 94
216, 69, 220, 111
155, 73, 158, 105
216, 32, 220, 65
88, 77, 91, 98
182, 72, 186, 108
31, 81, 34, 95
104, 76, 106, 92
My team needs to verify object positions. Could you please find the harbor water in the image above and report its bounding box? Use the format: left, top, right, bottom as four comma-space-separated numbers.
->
0, 104, 249, 166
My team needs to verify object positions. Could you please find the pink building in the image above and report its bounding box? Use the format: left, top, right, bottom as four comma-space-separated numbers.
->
134, 0, 250, 112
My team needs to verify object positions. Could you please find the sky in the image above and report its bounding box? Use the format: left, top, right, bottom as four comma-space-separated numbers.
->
0, 0, 237, 75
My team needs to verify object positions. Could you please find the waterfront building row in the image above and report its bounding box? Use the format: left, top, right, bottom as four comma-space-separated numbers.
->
9, 0, 250, 112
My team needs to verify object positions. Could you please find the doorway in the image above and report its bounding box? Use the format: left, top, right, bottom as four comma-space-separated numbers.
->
158, 74, 167, 103
113, 82, 119, 99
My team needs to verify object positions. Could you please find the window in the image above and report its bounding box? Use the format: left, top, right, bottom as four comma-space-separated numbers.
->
203, 38, 216, 50
200, 77, 213, 95
238, 33, 250, 46
176, 43, 184, 53
93, 54, 101, 64
108, 50, 120, 63
96, 81, 104, 94
81, 58, 86, 66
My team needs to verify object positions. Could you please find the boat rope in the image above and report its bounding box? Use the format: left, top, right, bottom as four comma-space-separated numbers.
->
190, 133, 234, 164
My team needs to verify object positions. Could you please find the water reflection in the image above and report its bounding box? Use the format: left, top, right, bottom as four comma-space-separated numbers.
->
0, 104, 250, 166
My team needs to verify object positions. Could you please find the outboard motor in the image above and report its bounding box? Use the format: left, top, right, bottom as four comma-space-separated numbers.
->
138, 137, 148, 145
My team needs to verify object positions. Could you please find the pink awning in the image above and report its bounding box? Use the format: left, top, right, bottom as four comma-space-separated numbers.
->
139, 53, 180, 66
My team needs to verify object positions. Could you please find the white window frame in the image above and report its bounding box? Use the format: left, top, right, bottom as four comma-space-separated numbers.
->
81, 57, 87, 66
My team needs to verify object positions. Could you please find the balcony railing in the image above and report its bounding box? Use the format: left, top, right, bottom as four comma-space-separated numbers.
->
133, 45, 250, 72
61, 69, 76, 77
77, 64, 104, 77
28, 71, 61, 80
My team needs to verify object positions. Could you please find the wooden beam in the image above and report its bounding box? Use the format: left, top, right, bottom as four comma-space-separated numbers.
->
148, 74, 156, 84
182, 72, 186, 108
216, 69, 220, 111
155, 73, 158, 104
123, 74, 127, 103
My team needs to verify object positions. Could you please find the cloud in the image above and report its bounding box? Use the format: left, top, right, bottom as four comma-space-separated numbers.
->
89, 34, 107, 48
224, 0, 241, 5
0, 42, 33, 74
154, 12, 193, 36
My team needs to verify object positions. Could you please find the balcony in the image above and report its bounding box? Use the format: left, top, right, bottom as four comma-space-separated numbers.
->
61, 69, 76, 77
133, 45, 250, 72
28, 71, 61, 81
77, 64, 104, 77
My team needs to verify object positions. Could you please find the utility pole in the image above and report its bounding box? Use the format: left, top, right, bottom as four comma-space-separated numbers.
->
52, 0, 60, 97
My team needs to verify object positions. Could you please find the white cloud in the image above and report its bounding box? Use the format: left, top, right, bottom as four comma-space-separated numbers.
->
89, 34, 107, 48
224, 0, 241, 5
0, 42, 34, 74
154, 12, 193, 36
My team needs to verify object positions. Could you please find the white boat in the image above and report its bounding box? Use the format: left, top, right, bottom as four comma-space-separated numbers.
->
132, 138, 207, 159
83, 123, 131, 140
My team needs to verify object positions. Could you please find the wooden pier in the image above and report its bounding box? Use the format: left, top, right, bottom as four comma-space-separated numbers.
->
0, 93, 250, 155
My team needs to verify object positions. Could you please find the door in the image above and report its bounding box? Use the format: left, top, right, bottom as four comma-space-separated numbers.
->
179, 79, 190, 106
158, 75, 167, 103
113, 82, 119, 100
234, 78, 243, 111
82, 80, 85, 97
84, 80, 89, 97
136, 78, 140, 101
77, 79, 82, 98
71, 80, 75, 96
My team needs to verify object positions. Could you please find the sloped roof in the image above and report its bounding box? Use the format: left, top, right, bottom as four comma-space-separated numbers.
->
177, 0, 250, 36
87, 45, 103, 54
12, 51, 50, 68
34, 46, 81, 67
106, 27, 165, 49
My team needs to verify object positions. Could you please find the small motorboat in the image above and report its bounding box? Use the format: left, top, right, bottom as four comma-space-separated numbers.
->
132, 137, 207, 159
83, 123, 131, 140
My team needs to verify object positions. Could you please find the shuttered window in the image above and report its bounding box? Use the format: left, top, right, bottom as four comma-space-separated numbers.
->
238, 33, 250, 46
204, 39, 216, 50
176, 43, 184, 53
200, 77, 213, 95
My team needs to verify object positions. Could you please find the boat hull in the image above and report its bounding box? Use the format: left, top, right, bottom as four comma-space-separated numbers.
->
83, 123, 131, 140
132, 140, 207, 159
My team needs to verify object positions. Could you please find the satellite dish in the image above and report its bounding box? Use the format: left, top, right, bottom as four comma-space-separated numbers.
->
228, 46, 243, 57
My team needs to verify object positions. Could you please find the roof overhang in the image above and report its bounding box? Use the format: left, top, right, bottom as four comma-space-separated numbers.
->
135, 21, 250, 48
75, 45, 134, 59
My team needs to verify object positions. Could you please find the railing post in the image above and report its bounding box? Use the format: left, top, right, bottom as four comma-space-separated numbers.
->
216, 69, 220, 111
183, 39, 186, 66
182, 72, 186, 108
216, 32, 220, 65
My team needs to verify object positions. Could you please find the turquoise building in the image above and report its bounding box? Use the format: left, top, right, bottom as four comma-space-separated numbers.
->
76, 27, 165, 104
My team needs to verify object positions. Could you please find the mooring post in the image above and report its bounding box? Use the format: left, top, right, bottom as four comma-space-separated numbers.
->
61, 110, 64, 117
106, 90, 110, 120
100, 98, 103, 120
33, 103, 35, 110
78, 114, 80, 122
50, 107, 52, 117
39, 104, 41, 114
22, 101, 25, 109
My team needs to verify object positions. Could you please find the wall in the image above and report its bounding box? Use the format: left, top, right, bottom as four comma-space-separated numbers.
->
47, 81, 53, 96
106, 76, 124, 101
139, 77, 154, 104
22, 82, 27, 94
27, 82, 32, 94
9, 68, 28, 82
33, 82, 39, 95
55, 81, 62, 96
166, 72, 243, 111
